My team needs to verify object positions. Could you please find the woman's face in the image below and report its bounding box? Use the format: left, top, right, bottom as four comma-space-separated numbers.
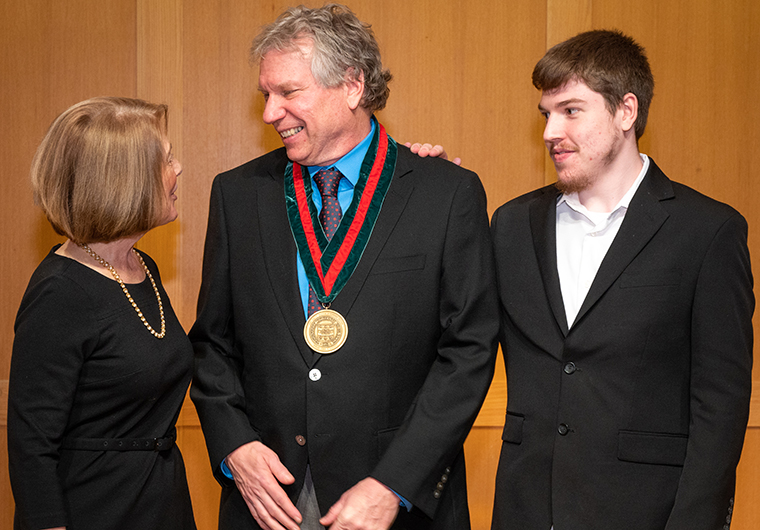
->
160, 139, 182, 225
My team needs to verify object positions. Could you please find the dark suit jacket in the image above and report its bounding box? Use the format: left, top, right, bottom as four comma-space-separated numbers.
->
190, 146, 499, 529
490, 160, 753, 530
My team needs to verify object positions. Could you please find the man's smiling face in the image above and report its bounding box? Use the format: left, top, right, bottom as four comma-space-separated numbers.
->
258, 40, 362, 167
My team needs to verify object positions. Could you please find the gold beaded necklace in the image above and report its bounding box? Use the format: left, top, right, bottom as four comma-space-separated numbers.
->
79, 243, 166, 339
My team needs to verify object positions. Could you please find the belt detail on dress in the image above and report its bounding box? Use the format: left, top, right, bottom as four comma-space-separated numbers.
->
60, 427, 176, 452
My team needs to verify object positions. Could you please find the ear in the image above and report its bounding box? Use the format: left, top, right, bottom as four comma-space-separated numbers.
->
619, 93, 638, 133
344, 69, 365, 111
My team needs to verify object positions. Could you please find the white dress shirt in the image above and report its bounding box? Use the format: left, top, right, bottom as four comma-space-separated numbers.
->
556, 154, 650, 329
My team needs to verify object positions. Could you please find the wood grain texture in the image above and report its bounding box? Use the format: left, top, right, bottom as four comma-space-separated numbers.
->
464, 427, 504, 530
0, 0, 138, 380
1, 2, 138, 523
177, 425, 222, 530
135, 0, 186, 320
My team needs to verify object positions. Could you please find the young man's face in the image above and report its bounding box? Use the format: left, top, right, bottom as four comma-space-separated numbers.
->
539, 79, 626, 194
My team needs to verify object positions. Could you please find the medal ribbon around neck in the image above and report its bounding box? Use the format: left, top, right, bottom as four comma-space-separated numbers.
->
285, 120, 397, 306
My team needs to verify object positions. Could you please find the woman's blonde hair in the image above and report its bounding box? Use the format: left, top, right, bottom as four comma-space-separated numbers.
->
31, 96, 169, 243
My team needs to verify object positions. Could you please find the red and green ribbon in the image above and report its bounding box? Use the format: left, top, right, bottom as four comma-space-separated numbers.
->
285, 121, 397, 304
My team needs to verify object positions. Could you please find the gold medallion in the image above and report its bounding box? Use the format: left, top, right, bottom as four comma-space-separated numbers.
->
304, 308, 348, 354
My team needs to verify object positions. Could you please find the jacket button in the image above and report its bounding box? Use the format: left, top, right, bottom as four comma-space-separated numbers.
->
433, 491, 441, 499
436, 482, 444, 491
309, 369, 321, 381
563, 362, 576, 374
558, 423, 569, 436
295, 435, 306, 446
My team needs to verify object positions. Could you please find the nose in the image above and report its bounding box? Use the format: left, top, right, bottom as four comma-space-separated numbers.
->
543, 114, 563, 144
173, 158, 183, 176
262, 95, 285, 124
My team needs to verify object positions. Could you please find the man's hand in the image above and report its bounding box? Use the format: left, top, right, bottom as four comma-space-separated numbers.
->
404, 142, 462, 166
226, 441, 302, 530
319, 477, 400, 529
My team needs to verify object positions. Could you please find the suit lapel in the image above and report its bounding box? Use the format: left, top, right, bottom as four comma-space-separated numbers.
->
258, 157, 315, 366
529, 186, 570, 336
572, 161, 673, 326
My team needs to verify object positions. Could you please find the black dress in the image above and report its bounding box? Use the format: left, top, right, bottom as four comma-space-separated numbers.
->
8, 246, 196, 530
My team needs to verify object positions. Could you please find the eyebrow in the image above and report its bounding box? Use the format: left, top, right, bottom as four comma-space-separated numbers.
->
258, 81, 292, 93
539, 97, 587, 112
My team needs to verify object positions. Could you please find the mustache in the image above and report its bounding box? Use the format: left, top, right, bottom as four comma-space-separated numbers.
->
549, 143, 575, 155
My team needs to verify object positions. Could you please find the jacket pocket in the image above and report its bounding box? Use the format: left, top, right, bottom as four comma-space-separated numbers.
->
501, 413, 524, 444
619, 268, 682, 288
370, 254, 426, 275
618, 430, 688, 466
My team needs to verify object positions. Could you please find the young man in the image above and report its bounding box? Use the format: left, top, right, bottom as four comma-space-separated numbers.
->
491, 30, 753, 530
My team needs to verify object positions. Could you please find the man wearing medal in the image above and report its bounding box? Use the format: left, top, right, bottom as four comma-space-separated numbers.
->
190, 4, 498, 530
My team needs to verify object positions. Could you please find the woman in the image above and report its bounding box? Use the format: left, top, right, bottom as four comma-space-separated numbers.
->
8, 97, 196, 530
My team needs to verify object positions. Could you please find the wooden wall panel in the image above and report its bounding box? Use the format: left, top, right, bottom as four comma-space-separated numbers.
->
0, 0, 138, 376
0, 1, 138, 526
1, 1, 759, 529
464, 426, 503, 530
180, 0, 276, 333
362, 0, 549, 209
135, 0, 186, 311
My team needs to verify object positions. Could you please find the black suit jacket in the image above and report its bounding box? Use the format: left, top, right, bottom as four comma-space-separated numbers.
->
190, 146, 499, 529
490, 160, 753, 530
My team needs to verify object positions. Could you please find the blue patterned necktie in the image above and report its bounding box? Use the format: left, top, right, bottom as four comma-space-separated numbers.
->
307, 168, 343, 316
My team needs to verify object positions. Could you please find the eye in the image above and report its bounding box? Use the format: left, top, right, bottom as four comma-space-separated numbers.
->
566, 108, 579, 116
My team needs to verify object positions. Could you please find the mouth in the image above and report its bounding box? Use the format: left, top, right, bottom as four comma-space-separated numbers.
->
280, 126, 303, 139
550, 146, 574, 163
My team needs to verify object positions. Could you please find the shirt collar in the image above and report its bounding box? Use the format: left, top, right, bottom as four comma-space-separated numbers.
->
558, 153, 650, 218
307, 118, 376, 188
